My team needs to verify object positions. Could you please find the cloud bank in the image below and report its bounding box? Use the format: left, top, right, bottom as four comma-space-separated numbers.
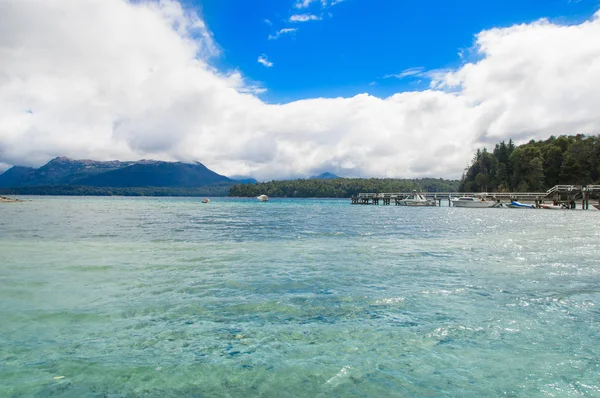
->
1, 0, 599, 180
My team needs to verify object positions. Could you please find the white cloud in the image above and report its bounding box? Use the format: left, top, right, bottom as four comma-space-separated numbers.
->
295, 0, 317, 9
384, 67, 426, 79
289, 14, 321, 22
294, 0, 343, 11
264, 19, 272, 25
384, 67, 453, 85
1, 1, 599, 181
268, 28, 297, 40
257, 54, 273, 67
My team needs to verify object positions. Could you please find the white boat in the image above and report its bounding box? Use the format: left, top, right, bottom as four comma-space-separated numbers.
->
202, 198, 210, 203
257, 194, 269, 202
398, 192, 435, 206
451, 196, 497, 208
538, 203, 566, 210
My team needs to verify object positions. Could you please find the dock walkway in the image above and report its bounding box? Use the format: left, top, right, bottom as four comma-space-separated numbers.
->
351, 185, 600, 209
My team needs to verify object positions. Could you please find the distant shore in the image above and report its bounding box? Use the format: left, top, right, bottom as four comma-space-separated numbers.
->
0, 196, 23, 203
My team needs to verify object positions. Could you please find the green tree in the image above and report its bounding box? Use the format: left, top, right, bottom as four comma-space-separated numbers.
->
560, 140, 591, 184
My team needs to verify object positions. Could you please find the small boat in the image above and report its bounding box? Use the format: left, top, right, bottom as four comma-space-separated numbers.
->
257, 194, 269, 202
538, 203, 566, 210
202, 198, 210, 203
506, 200, 535, 209
398, 191, 435, 206
451, 196, 498, 208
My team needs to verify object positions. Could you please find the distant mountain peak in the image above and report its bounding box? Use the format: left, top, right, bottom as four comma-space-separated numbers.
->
310, 172, 340, 180
48, 156, 72, 163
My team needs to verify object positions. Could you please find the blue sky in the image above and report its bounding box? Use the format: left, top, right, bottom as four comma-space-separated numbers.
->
192, 0, 598, 103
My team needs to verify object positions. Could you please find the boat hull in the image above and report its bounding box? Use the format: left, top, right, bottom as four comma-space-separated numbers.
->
398, 201, 435, 206
506, 201, 535, 209
538, 204, 565, 210
451, 200, 497, 208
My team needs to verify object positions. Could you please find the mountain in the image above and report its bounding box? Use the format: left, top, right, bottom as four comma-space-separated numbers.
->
0, 165, 36, 187
310, 172, 340, 180
0, 157, 232, 188
230, 175, 258, 184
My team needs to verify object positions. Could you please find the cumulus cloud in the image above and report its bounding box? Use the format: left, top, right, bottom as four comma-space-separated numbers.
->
0, 0, 599, 181
289, 14, 321, 22
441, 14, 600, 143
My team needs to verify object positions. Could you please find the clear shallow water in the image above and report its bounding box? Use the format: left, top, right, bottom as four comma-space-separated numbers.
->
1, 197, 600, 397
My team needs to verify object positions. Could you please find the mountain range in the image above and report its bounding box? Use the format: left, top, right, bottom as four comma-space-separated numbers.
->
0, 157, 236, 188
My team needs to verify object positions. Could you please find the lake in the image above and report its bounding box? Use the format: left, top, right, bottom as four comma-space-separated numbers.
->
1, 197, 599, 397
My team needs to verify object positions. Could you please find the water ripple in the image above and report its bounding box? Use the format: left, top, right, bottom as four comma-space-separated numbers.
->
1, 197, 600, 396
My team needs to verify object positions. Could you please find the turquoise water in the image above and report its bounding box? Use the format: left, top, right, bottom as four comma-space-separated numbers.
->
1, 197, 600, 397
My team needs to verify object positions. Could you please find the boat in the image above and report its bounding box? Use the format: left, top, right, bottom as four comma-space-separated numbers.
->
538, 203, 566, 210
451, 196, 498, 208
398, 191, 435, 206
506, 200, 536, 209
257, 194, 269, 202
202, 198, 210, 203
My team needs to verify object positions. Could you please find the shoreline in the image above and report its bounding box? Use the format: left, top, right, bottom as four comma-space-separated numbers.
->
0, 196, 23, 203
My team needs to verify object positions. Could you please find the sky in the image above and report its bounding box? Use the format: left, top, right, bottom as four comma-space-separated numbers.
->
1, 0, 600, 180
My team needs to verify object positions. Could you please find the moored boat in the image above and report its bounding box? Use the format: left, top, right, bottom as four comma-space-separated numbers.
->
398, 191, 435, 206
451, 196, 497, 208
538, 203, 566, 210
257, 194, 269, 202
506, 200, 535, 209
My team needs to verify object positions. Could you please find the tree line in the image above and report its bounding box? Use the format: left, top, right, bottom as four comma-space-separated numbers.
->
0, 183, 233, 197
459, 134, 600, 192
229, 178, 459, 198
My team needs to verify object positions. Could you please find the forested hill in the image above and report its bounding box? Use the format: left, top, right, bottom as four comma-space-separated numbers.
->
229, 178, 459, 198
460, 134, 600, 192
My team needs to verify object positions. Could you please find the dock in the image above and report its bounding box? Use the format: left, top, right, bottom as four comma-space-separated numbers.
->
351, 185, 600, 209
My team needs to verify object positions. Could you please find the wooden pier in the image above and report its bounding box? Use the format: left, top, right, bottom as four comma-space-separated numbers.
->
351, 185, 600, 209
